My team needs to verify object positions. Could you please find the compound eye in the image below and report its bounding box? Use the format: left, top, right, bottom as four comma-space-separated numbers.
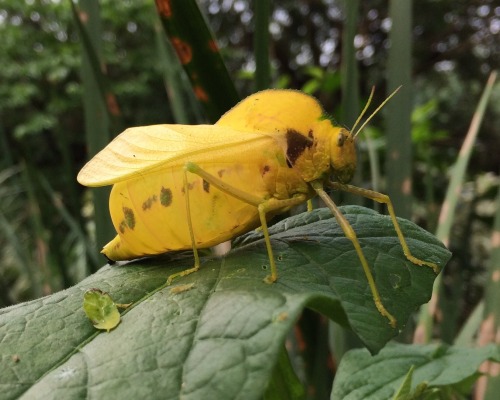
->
337, 131, 346, 147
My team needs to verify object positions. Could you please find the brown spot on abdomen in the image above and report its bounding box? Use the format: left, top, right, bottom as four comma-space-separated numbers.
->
122, 207, 136, 229
160, 187, 173, 207
142, 194, 158, 211
203, 179, 210, 193
119, 220, 126, 234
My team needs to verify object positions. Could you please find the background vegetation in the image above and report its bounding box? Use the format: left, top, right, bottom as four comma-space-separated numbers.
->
0, 0, 499, 398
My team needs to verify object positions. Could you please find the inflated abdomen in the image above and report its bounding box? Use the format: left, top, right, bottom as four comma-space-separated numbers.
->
103, 161, 275, 261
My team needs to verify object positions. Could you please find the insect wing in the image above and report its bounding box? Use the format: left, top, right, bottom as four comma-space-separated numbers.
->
77, 124, 265, 187
77, 90, 326, 188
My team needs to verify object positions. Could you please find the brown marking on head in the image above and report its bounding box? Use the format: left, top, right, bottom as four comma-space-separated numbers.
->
217, 169, 226, 178
286, 129, 314, 166
160, 187, 173, 207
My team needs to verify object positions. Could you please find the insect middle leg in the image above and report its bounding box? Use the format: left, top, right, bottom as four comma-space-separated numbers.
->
166, 167, 202, 285
176, 162, 307, 284
256, 196, 308, 283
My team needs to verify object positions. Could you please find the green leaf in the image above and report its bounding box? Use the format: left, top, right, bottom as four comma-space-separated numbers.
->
82, 289, 121, 332
391, 366, 415, 400
332, 342, 500, 400
264, 346, 306, 400
155, 0, 239, 122
0, 206, 450, 399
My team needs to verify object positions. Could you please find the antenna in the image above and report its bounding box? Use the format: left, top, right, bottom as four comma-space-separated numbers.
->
350, 86, 375, 136
353, 86, 402, 138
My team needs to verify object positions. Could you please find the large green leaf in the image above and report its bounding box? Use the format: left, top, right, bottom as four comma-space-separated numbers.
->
332, 342, 500, 399
0, 206, 450, 399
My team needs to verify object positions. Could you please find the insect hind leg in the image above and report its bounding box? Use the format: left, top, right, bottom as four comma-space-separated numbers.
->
311, 180, 397, 328
329, 182, 439, 274
166, 166, 201, 285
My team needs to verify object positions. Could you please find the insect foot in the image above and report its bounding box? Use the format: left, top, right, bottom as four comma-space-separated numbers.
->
406, 254, 440, 274
166, 266, 200, 285
263, 273, 277, 284
375, 299, 397, 329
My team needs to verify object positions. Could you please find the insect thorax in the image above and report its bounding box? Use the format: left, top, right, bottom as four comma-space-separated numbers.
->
284, 127, 331, 183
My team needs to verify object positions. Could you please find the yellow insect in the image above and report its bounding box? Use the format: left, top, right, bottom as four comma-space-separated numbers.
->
77, 89, 438, 327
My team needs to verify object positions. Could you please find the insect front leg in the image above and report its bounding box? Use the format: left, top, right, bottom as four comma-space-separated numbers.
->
310, 180, 397, 328
184, 162, 307, 284
329, 182, 439, 274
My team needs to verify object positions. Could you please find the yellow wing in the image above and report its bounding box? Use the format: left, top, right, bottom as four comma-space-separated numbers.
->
77, 90, 324, 187
77, 124, 266, 187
